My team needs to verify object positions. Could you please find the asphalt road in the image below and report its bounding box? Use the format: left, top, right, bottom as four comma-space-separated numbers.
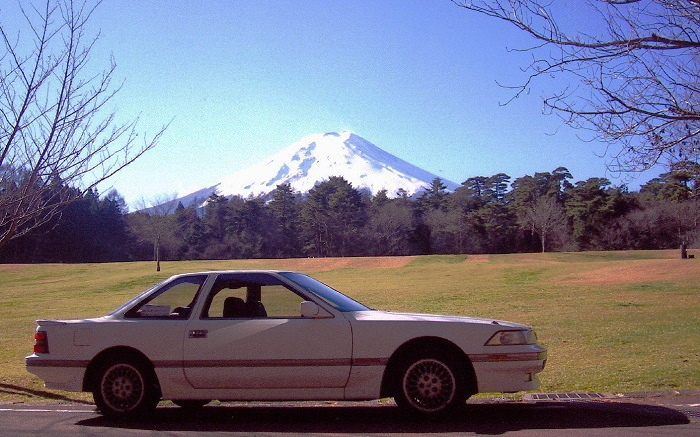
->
1, 395, 698, 436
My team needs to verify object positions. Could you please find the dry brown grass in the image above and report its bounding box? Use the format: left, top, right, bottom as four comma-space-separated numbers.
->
558, 259, 700, 284
268, 256, 416, 271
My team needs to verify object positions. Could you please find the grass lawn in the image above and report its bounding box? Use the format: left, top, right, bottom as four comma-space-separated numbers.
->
1, 250, 698, 403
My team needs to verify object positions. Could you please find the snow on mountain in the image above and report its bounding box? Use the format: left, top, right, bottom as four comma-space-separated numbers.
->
180, 131, 459, 206
222, 131, 457, 196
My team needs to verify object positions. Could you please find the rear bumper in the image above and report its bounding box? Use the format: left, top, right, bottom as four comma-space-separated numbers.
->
25, 354, 87, 392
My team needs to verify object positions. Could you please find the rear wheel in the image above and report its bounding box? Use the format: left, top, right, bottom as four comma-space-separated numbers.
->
393, 351, 467, 416
92, 359, 160, 418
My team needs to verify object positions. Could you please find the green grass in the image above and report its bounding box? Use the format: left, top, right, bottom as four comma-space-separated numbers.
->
2, 249, 699, 403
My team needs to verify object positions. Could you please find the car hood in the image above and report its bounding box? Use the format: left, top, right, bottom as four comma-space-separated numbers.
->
348, 310, 529, 329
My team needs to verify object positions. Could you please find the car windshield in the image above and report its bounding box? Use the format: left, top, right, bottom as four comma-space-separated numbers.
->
280, 272, 369, 312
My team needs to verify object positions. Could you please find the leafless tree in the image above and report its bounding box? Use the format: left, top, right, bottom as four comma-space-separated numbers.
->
134, 194, 178, 271
520, 195, 569, 252
0, 0, 167, 249
453, 0, 700, 173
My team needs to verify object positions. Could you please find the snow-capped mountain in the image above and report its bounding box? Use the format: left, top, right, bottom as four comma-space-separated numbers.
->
180, 131, 459, 205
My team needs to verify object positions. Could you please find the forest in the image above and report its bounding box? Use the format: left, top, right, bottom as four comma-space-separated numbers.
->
1, 164, 698, 264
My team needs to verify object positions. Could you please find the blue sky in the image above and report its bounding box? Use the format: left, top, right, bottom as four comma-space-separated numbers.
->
4, 1, 662, 207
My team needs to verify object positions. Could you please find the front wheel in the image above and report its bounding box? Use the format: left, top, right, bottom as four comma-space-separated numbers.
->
92, 360, 160, 418
394, 353, 467, 416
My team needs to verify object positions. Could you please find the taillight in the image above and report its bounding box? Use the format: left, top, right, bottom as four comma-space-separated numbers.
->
34, 331, 49, 354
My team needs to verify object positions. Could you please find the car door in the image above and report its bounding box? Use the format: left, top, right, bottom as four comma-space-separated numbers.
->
121, 274, 208, 363
182, 272, 353, 390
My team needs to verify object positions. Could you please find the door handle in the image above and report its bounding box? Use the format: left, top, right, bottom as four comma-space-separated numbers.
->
188, 330, 208, 339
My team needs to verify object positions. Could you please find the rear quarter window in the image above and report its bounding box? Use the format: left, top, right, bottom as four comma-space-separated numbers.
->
126, 275, 207, 319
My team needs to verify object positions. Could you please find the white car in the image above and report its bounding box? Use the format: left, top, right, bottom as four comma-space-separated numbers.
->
26, 270, 546, 417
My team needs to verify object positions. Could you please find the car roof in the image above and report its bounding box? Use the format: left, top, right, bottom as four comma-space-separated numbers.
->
184, 269, 292, 274
169, 270, 295, 278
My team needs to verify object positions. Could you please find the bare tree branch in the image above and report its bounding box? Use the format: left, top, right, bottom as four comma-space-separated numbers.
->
0, 0, 168, 248
454, 0, 700, 173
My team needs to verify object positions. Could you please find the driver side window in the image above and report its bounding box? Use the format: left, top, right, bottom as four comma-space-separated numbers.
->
262, 285, 306, 318
204, 274, 306, 319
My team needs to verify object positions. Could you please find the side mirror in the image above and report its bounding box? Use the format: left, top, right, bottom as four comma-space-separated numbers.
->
300, 301, 330, 318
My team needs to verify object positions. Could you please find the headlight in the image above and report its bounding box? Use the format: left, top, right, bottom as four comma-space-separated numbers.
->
485, 329, 537, 346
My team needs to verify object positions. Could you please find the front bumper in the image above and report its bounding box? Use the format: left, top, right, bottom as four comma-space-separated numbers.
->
469, 347, 547, 393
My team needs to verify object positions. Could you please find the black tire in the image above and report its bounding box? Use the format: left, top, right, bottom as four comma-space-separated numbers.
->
172, 399, 210, 409
393, 351, 467, 416
92, 359, 160, 418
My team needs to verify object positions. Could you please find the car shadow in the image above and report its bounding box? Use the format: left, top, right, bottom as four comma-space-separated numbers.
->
76, 400, 691, 434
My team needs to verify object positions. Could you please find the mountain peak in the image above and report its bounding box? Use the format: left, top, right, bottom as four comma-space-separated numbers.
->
183, 132, 458, 205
